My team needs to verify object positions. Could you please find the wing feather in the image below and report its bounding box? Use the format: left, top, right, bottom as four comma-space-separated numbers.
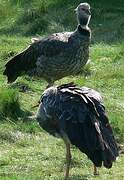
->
37, 83, 118, 168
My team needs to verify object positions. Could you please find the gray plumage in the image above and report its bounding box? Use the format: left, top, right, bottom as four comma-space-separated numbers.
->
36, 82, 118, 178
3, 3, 91, 87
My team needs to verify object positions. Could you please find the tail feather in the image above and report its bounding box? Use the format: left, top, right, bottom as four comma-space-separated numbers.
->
64, 110, 118, 169
3, 44, 38, 83
93, 119, 118, 168
91, 100, 119, 167
3, 52, 24, 83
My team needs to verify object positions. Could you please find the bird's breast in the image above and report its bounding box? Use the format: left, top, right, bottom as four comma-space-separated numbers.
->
34, 40, 89, 81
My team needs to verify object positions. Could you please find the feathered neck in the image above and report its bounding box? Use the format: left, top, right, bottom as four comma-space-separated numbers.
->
77, 25, 91, 37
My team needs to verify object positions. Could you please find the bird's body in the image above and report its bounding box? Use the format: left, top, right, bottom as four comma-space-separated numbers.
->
36, 82, 118, 178
3, 3, 91, 87
35, 28, 90, 83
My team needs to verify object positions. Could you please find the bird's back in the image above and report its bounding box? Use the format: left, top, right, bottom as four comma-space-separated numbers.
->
3, 26, 90, 84
36, 83, 118, 168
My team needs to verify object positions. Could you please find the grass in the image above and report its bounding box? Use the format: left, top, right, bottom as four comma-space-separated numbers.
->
0, 122, 124, 179
0, 0, 124, 179
0, 87, 20, 118
0, 0, 124, 42
0, 36, 124, 179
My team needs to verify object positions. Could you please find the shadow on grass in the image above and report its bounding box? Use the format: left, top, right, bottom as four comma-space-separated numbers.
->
0, 105, 32, 123
9, 82, 34, 93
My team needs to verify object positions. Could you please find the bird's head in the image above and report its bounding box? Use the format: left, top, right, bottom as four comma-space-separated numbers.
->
36, 86, 60, 136
36, 86, 57, 121
75, 3, 91, 28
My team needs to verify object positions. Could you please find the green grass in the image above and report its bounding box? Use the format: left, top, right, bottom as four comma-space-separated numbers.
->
0, 36, 124, 179
0, 0, 124, 42
0, 122, 124, 179
0, 87, 20, 119
0, 0, 124, 179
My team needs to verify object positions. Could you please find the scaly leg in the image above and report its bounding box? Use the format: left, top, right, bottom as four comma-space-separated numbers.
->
61, 132, 71, 179
65, 143, 71, 179
46, 80, 54, 88
93, 164, 99, 175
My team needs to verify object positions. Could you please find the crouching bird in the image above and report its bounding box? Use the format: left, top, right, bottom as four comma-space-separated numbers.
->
36, 82, 119, 178
3, 3, 91, 88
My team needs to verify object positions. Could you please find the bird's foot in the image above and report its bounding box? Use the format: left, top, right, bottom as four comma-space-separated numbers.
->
94, 172, 99, 176
93, 165, 99, 176
64, 173, 69, 180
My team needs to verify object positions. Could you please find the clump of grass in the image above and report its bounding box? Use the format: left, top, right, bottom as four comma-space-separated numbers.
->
0, 88, 20, 119
0, 1, 14, 19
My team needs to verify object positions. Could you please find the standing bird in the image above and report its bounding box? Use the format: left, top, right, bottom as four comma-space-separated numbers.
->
3, 3, 91, 87
36, 82, 118, 178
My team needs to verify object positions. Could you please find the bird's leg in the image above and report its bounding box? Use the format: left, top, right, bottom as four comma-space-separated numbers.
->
93, 164, 99, 175
61, 132, 71, 179
46, 81, 54, 89
65, 143, 71, 179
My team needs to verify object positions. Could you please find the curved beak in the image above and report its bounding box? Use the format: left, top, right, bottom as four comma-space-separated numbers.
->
85, 9, 91, 15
